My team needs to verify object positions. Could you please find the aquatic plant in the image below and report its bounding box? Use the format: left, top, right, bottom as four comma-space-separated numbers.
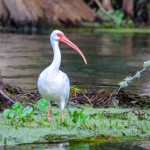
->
95, 3, 134, 27
36, 97, 91, 126
111, 10, 124, 25
1, 107, 150, 146
3, 100, 54, 128
2, 100, 150, 138
3, 102, 34, 127
68, 108, 90, 126
36, 98, 49, 112
36, 98, 58, 127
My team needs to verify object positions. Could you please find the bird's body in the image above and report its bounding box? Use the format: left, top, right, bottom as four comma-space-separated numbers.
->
37, 30, 87, 122
38, 67, 70, 108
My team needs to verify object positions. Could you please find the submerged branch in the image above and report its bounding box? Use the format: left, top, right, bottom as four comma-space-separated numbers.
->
83, 93, 93, 107
0, 90, 15, 104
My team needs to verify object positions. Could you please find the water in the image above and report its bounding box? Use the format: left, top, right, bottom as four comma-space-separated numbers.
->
1, 141, 150, 150
0, 32, 150, 94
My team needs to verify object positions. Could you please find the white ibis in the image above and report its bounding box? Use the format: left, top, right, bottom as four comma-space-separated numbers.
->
37, 30, 87, 122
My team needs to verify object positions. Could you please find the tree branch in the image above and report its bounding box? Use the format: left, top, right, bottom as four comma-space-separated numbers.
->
94, 0, 116, 21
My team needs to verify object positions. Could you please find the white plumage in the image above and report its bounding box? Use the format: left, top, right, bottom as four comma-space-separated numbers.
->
38, 68, 70, 110
37, 30, 87, 122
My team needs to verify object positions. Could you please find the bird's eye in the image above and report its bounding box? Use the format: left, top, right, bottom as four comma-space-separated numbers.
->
57, 33, 62, 37
57, 33, 64, 41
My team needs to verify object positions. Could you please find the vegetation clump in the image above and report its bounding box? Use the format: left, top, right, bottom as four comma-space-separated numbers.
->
0, 99, 150, 146
3, 102, 34, 127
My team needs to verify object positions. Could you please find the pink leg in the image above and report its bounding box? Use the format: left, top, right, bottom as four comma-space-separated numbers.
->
47, 103, 51, 122
61, 109, 64, 123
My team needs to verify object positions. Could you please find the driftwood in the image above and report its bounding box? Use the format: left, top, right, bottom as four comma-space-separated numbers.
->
0, 0, 96, 27
70, 88, 150, 108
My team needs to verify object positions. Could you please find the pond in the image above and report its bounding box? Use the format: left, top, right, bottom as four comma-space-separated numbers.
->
0, 32, 150, 95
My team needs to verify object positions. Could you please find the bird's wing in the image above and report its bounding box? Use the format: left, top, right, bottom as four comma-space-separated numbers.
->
57, 70, 70, 101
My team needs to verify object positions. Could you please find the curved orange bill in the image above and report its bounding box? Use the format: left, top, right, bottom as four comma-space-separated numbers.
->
60, 35, 87, 64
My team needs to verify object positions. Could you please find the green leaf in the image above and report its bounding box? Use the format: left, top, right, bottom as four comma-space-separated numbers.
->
3, 109, 14, 119
68, 108, 74, 117
9, 111, 15, 119
68, 108, 90, 125
62, 119, 69, 127
79, 113, 90, 124
12, 102, 22, 111
53, 111, 59, 116
22, 106, 33, 117
72, 110, 79, 124
37, 98, 49, 111
3, 109, 11, 118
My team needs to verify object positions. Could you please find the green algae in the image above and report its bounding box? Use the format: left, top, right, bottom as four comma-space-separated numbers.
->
92, 28, 150, 34
0, 107, 150, 146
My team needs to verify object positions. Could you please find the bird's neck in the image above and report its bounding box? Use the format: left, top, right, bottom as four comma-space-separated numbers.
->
50, 40, 61, 70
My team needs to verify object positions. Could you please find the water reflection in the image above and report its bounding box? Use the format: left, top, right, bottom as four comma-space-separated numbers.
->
1, 141, 149, 150
0, 32, 150, 94
1, 143, 69, 150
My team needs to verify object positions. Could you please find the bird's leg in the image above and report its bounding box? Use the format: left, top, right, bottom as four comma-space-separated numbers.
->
47, 103, 51, 122
60, 99, 65, 123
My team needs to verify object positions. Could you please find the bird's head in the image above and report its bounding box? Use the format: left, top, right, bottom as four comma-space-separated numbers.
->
50, 30, 87, 64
